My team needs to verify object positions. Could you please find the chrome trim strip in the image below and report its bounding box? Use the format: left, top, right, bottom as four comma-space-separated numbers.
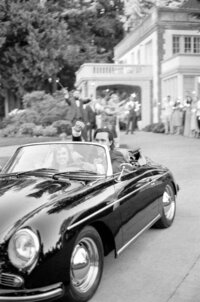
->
0, 288, 63, 302
117, 214, 161, 256
67, 172, 168, 231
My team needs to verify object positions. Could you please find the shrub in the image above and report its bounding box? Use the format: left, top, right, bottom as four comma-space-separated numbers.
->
142, 124, 152, 132
32, 125, 44, 137
42, 126, 57, 137
0, 124, 20, 137
0, 119, 9, 129
1, 90, 71, 137
19, 110, 39, 124
22, 91, 69, 126
18, 123, 36, 135
119, 121, 126, 131
1, 113, 21, 128
143, 123, 165, 133
52, 120, 72, 135
152, 123, 165, 133
23, 91, 47, 108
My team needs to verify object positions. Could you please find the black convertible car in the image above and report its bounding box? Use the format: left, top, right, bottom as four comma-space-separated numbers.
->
0, 142, 178, 302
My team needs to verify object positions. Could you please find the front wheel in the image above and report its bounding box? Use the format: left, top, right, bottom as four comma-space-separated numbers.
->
66, 226, 104, 302
154, 183, 176, 228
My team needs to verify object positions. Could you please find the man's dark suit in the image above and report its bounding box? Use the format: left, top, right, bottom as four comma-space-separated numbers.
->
110, 149, 126, 173
83, 104, 96, 141
66, 97, 91, 141
66, 98, 85, 124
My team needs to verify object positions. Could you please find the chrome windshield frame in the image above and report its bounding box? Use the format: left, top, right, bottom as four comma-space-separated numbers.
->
2, 141, 113, 177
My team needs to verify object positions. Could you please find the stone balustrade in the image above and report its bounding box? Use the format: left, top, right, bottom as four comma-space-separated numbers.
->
76, 63, 152, 86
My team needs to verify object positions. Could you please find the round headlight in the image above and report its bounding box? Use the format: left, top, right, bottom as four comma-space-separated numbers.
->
8, 229, 40, 270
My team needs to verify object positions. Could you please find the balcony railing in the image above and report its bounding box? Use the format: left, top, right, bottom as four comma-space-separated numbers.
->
76, 63, 152, 86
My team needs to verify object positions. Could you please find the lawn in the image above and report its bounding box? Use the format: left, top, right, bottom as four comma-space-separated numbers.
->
0, 135, 61, 147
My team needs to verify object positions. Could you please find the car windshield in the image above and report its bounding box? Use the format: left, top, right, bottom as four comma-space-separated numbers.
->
5, 143, 108, 175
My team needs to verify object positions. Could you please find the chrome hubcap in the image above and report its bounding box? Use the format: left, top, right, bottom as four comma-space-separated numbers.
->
70, 237, 99, 293
162, 185, 175, 220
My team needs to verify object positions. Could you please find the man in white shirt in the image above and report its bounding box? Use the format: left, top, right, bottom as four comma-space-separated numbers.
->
125, 97, 136, 134
162, 95, 173, 134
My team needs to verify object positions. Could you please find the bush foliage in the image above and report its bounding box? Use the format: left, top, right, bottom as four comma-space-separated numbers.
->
0, 90, 71, 137
52, 120, 72, 135
22, 91, 69, 125
143, 122, 165, 133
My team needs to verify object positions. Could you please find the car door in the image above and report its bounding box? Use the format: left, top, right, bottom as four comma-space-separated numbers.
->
114, 166, 160, 252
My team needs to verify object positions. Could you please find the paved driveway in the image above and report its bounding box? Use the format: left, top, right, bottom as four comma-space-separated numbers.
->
92, 131, 200, 302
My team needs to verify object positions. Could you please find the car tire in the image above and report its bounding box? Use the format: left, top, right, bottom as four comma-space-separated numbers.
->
66, 226, 104, 302
154, 183, 176, 228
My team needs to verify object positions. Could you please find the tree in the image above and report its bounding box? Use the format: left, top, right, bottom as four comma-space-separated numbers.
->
0, 0, 125, 105
61, 0, 185, 66
58, 0, 125, 86
0, 0, 69, 106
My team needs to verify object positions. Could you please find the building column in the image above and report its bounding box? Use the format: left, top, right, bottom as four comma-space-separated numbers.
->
197, 76, 200, 97
177, 74, 184, 101
141, 80, 152, 127
88, 81, 96, 99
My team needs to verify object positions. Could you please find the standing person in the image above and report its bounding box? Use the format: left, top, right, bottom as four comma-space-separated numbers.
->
101, 103, 117, 142
162, 95, 173, 134
183, 96, 192, 137
190, 98, 198, 138
106, 93, 124, 147
171, 99, 183, 135
125, 96, 136, 134
196, 99, 200, 137
83, 100, 96, 141
132, 99, 141, 130
106, 94, 127, 146
65, 89, 90, 141
94, 97, 105, 128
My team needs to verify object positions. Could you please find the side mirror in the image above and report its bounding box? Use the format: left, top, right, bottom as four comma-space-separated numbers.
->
0, 165, 2, 172
115, 163, 135, 182
120, 163, 133, 170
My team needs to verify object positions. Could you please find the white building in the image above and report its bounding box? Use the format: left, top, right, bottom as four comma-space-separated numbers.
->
76, 0, 200, 127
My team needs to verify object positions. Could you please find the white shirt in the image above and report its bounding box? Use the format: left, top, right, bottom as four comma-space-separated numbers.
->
163, 100, 173, 116
75, 100, 80, 107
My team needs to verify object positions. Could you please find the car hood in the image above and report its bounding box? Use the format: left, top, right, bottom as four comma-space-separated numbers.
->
0, 175, 85, 240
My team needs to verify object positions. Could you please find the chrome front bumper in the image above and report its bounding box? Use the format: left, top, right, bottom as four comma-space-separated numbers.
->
0, 282, 63, 301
